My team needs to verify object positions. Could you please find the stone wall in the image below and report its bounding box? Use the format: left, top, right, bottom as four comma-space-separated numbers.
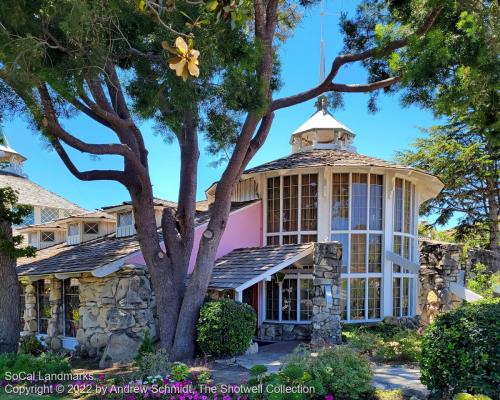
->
310, 242, 342, 346
419, 240, 463, 325
467, 247, 499, 274
259, 323, 312, 341
22, 283, 37, 335
76, 265, 156, 368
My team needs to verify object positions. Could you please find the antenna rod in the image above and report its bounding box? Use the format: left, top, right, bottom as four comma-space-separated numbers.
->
320, 0, 325, 83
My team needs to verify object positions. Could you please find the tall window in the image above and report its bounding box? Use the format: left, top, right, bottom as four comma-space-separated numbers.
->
19, 288, 25, 331
265, 274, 313, 322
40, 207, 59, 223
68, 223, 79, 236
36, 281, 50, 334
63, 279, 79, 337
393, 178, 417, 317
266, 174, 318, 245
332, 173, 384, 321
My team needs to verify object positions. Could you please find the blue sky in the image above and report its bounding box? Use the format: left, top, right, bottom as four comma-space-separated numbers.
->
4, 1, 441, 213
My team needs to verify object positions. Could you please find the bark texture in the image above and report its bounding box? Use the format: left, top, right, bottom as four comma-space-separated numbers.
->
0, 220, 20, 353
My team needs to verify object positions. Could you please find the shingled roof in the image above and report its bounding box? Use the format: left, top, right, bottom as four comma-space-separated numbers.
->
0, 172, 85, 211
209, 243, 313, 289
17, 200, 259, 277
244, 149, 427, 176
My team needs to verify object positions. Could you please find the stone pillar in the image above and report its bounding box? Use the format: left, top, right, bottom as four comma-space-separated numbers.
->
23, 283, 38, 336
311, 242, 342, 347
46, 279, 63, 351
419, 241, 463, 325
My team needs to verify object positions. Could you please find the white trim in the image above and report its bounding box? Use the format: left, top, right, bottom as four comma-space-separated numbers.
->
234, 245, 314, 292
449, 282, 484, 302
54, 272, 82, 280
386, 251, 419, 274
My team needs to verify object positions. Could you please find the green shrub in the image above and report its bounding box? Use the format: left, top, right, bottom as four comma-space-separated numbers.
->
420, 298, 500, 399
197, 299, 256, 357
466, 263, 500, 299
134, 348, 171, 377
19, 335, 44, 356
170, 362, 190, 381
134, 329, 155, 364
0, 353, 70, 380
454, 394, 493, 400
304, 346, 373, 399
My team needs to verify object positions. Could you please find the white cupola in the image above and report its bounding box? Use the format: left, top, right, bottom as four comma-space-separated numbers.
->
290, 96, 356, 154
0, 129, 27, 177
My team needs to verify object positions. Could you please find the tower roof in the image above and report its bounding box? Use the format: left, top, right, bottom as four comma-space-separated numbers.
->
0, 130, 27, 162
292, 108, 354, 136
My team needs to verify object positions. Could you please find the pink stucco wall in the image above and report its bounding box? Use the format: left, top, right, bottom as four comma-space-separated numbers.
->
127, 201, 263, 271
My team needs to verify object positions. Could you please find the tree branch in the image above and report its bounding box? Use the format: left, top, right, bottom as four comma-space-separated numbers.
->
271, 6, 443, 111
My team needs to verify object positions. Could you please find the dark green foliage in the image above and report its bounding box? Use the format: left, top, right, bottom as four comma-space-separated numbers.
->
0, 353, 71, 380
420, 299, 500, 399
170, 362, 190, 381
19, 335, 44, 356
0, 187, 36, 259
134, 329, 155, 364
196, 299, 256, 357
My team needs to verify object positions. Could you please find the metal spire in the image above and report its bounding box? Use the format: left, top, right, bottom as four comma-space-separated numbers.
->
320, 0, 325, 83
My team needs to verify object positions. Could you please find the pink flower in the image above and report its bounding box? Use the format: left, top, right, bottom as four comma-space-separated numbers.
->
325, 395, 335, 400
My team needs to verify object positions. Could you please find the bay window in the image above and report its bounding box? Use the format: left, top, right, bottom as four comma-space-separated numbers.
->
332, 172, 384, 321
266, 173, 318, 245
265, 274, 314, 322
393, 178, 417, 317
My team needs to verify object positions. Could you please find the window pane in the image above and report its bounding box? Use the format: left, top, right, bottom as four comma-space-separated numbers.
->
40, 207, 59, 223
369, 174, 383, 230
68, 223, 79, 236
332, 173, 349, 230
350, 278, 365, 320
118, 212, 133, 227
267, 177, 280, 233
63, 279, 80, 337
332, 233, 348, 273
394, 178, 403, 232
36, 281, 50, 334
19, 290, 25, 331
267, 236, 280, 246
41, 232, 55, 242
402, 278, 410, 316
301, 174, 318, 231
368, 234, 382, 273
28, 232, 37, 245
22, 207, 34, 226
341, 279, 347, 320
266, 278, 280, 320
351, 173, 368, 230
393, 278, 401, 317
283, 235, 298, 244
300, 234, 317, 243
368, 278, 381, 319
350, 234, 366, 273
84, 223, 99, 234
300, 279, 313, 321
393, 235, 401, 273
282, 279, 297, 321
404, 181, 412, 233
282, 175, 298, 232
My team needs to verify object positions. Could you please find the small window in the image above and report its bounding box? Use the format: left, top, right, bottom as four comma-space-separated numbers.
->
68, 223, 79, 236
83, 223, 99, 234
117, 212, 133, 227
40, 231, 55, 242
40, 207, 59, 223
28, 232, 37, 245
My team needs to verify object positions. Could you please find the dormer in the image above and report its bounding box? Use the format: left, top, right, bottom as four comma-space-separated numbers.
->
290, 96, 356, 154
62, 211, 116, 245
18, 222, 66, 249
103, 198, 177, 238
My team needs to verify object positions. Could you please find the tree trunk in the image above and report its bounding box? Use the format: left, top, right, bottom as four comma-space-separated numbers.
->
486, 176, 500, 258
0, 219, 20, 353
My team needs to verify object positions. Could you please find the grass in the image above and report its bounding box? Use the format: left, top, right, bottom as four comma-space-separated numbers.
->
374, 389, 404, 400
342, 322, 422, 364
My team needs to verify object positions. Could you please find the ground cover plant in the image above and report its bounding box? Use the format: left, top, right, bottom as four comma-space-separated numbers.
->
342, 323, 421, 363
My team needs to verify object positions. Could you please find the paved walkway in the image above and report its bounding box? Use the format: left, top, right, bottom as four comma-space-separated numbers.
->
212, 341, 428, 397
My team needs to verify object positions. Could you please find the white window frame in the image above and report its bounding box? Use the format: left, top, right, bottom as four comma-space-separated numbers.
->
263, 272, 314, 324
40, 231, 55, 242
40, 207, 60, 223
83, 222, 99, 235
117, 211, 133, 227
264, 172, 319, 245
392, 178, 418, 317
331, 172, 385, 323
